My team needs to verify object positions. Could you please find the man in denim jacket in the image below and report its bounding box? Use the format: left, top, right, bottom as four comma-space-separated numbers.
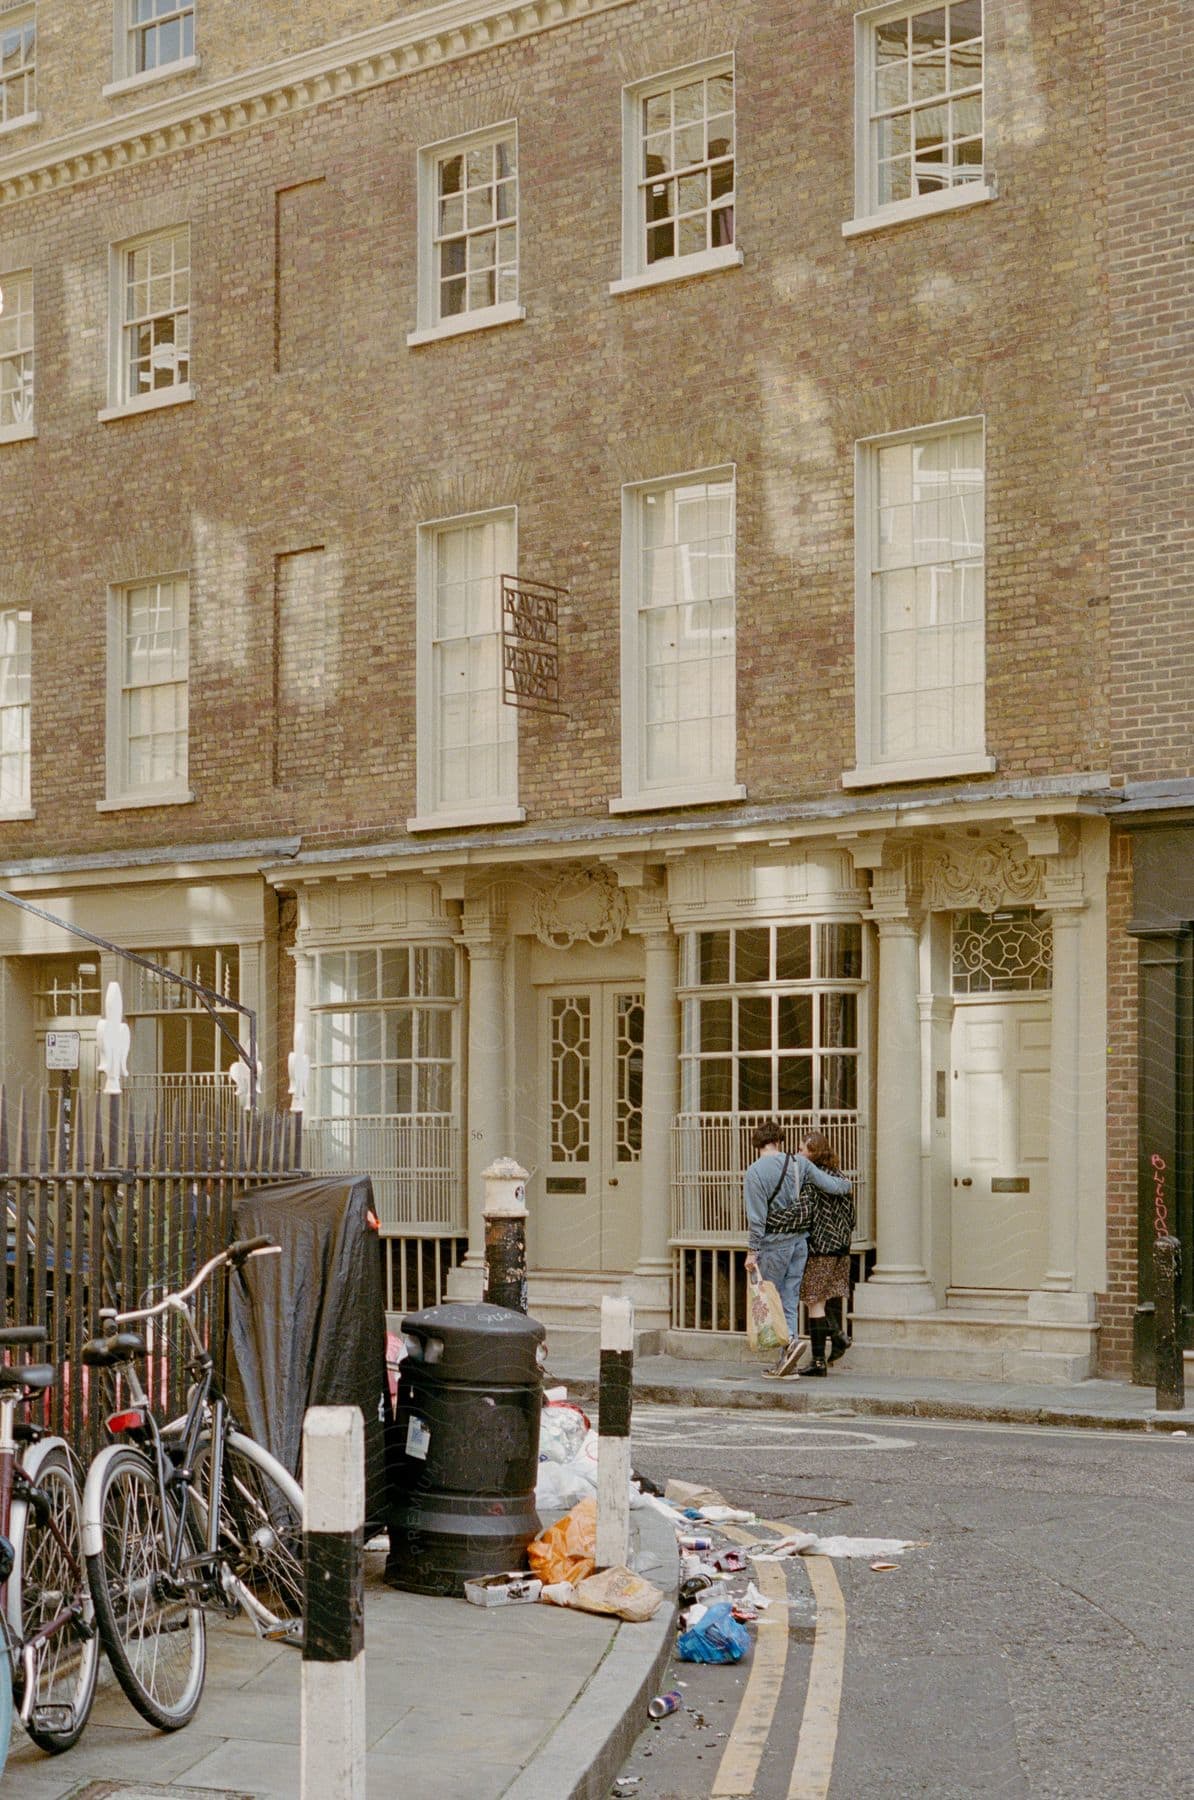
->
743, 1120, 853, 1377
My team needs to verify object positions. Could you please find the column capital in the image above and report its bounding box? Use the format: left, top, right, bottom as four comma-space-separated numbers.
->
865, 847, 924, 925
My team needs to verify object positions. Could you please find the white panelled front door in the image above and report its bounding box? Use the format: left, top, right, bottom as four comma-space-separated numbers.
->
951, 999, 1051, 1289
538, 985, 643, 1273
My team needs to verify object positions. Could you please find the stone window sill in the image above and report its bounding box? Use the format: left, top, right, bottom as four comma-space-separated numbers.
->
0, 423, 36, 444
842, 182, 997, 239
99, 383, 193, 423
842, 752, 996, 789
407, 803, 526, 832
0, 807, 35, 822
407, 303, 526, 348
102, 55, 200, 101
0, 111, 41, 138
97, 789, 195, 812
609, 244, 743, 297
610, 781, 747, 814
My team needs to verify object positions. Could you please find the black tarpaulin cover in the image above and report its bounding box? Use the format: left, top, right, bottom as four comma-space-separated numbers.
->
230, 1174, 389, 1524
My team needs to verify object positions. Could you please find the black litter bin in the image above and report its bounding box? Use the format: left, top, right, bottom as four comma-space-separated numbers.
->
385, 1301, 546, 1597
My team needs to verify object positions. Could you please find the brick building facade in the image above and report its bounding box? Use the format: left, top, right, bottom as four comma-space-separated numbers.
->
0, 0, 1176, 1376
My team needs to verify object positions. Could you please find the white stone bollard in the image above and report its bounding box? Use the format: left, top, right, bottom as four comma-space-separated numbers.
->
483, 1156, 530, 1313
595, 1295, 634, 1570
301, 1406, 366, 1800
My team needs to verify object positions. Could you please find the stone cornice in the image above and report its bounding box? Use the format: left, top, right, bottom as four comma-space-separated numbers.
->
0, 0, 633, 210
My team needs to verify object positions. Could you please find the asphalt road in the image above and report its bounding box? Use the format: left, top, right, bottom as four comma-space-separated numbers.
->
618, 1407, 1194, 1800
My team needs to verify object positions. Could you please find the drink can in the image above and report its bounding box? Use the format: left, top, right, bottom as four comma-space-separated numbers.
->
648, 1691, 682, 1719
678, 1535, 713, 1552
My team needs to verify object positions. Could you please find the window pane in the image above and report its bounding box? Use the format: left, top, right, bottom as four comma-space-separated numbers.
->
699, 997, 732, 1052
737, 995, 772, 1051
775, 926, 811, 982
820, 992, 858, 1049
734, 929, 770, 984
818, 922, 862, 979
698, 931, 730, 985
737, 1058, 772, 1112
777, 1056, 813, 1111
700, 1058, 733, 1111
819, 1056, 858, 1110
777, 994, 813, 1048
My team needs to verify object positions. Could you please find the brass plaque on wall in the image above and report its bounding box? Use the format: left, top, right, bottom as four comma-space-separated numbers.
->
990, 1177, 1030, 1193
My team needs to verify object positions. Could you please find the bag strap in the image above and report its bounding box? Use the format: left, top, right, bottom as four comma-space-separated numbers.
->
764, 1152, 791, 1208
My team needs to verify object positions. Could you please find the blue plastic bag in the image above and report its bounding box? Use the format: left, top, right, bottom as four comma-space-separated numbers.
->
677, 1599, 751, 1664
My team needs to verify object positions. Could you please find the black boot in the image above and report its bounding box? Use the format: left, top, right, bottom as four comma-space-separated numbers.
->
828, 1297, 851, 1363
806, 1317, 829, 1376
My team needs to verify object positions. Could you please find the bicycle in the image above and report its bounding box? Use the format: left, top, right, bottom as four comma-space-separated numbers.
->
0, 1324, 100, 1776
81, 1236, 305, 1732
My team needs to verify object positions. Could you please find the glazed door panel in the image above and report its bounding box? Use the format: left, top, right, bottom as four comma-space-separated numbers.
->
538, 986, 643, 1273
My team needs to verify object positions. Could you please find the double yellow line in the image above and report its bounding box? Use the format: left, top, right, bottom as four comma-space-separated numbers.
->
708, 1522, 847, 1800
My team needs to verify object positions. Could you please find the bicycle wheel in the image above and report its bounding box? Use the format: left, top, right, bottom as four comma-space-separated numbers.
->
8, 1444, 99, 1752
0, 1643, 11, 1779
192, 1433, 303, 1641
85, 1446, 206, 1731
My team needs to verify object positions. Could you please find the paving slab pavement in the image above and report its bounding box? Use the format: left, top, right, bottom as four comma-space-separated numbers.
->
549, 1351, 1194, 1433
5, 1514, 678, 1800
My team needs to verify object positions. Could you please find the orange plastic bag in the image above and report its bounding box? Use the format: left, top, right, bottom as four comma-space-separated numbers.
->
527, 1497, 598, 1586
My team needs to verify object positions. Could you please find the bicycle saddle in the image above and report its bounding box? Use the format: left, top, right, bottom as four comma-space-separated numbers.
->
81, 1332, 146, 1368
0, 1362, 54, 1391
0, 1326, 47, 1348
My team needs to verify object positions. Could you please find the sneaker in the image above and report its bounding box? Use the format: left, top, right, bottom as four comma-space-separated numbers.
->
773, 1334, 810, 1377
761, 1359, 800, 1379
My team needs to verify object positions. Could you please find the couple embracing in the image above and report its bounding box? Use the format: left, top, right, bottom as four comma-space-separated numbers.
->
743, 1120, 854, 1379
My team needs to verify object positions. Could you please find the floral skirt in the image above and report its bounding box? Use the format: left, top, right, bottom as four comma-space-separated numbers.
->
801, 1252, 850, 1308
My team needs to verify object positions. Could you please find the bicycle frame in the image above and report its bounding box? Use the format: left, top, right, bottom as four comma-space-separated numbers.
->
0, 1387, 91, 1727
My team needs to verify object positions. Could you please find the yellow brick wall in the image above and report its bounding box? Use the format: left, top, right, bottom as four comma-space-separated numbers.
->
0, 0, 1109, 861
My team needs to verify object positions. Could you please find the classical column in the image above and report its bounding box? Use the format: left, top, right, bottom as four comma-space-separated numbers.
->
461, 933, 509, 1278
636, 928, 678, 1277
1040, 904, 1083, 1293
853, 912, 936, 1318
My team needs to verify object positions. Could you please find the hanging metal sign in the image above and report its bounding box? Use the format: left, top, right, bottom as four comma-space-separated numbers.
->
501, 575, 565, 714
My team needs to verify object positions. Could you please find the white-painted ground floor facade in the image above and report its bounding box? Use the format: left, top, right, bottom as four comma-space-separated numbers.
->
0, 790, 1110, 1381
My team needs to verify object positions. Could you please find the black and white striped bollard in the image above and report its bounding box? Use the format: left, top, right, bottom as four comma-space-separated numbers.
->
301, 1406, 365, 1800
595, 1295, 634, 1569
483, 1156, 529, 1314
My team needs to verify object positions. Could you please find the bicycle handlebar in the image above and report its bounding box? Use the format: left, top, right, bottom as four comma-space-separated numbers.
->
100, 1238, 280, 1328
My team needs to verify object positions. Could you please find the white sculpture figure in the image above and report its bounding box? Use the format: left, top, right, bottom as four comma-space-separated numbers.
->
95, 981, 131, 1096
227, 1057, 263, 1111
287, 1019, 311, 1115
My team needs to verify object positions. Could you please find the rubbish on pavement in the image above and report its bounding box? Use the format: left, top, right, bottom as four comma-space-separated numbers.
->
677, 1599, 752, 1664
535, 1459, 594, 1511
463, 1571, 543, 1607
745, 1532, 819, 1559
869, 1561, 898, 1572
613, 1779, 643, 1793
539, 1401, 591, 1464
542, 1564, 664, 1622
689, 1505, 755, 1524
744, 1580, 772, 1610
680, 1574, 717, 1605
746, 1267, 790, 1354
682, 1602, 709, 1627
678, 1534, 714, 1551
647, 1691, 683, 1719
712, 1548, 748, 1573
731, 1602, 758, 1622
808, 1536, 917, 1559
527, 1497, 597, 1586
665, 1479, 727, 1508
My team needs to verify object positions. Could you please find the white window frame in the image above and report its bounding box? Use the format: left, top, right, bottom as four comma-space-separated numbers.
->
105, 0, 198, 98
613, 465, 745, 813
844, 0, 995, 239
0, 5, 38, 134
409, 507, 525, 832
844, 416, 995, 788
611, 54, 743, 296
101, 224, 192, 421
408, 121, 525, 347
0, 607, 32, 819
0, 268, 35, 442
102, 573, 193, 810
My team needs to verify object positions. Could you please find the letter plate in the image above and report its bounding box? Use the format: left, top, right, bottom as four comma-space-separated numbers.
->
990, 1177, 1030, 1193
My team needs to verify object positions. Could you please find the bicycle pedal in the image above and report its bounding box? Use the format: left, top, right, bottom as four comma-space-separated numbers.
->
262, 1618, 304, 1647
32, 1704, 74, 1731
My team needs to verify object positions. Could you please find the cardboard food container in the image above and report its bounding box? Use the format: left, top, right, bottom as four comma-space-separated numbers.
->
463, 1572, 543, 1608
